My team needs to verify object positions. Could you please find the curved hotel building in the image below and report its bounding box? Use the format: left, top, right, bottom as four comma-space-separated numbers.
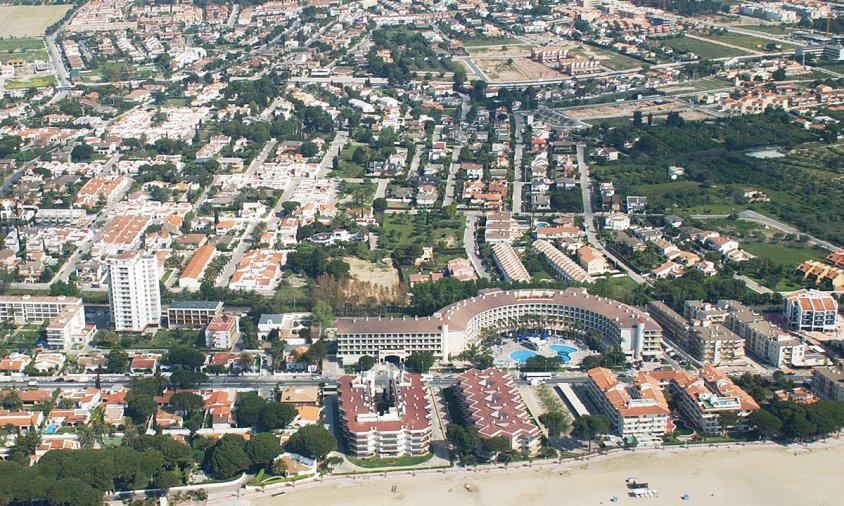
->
334, 287, 663, 365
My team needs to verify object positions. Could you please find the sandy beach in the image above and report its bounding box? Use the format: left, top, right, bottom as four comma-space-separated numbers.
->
248, 441, 844, 506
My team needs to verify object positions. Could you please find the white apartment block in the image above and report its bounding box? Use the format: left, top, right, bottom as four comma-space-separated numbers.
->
0, 295, 92, 349
108, 251, 161, 332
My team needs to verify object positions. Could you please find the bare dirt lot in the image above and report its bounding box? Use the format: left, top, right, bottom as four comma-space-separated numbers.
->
474, 57, 561, 82
344, 256, 400, 290
0, 4, 73, 37
560, 98, 709, 120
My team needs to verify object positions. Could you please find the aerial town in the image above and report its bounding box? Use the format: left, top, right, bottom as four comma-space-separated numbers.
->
0, 0, 843, 504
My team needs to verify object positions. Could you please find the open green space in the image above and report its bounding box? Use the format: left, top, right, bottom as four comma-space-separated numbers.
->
116, 328, 207, 350
381, 212, 465, 251
347, 453, 433, 469
459, 36, 522, 48
742, 242, 828, 269
694, 32, 796, 52
735, 24, 793, 35
0, 37, 47, 62
5, 75, 56, 89
660, 37, 749, 59
580, 45, 643, 71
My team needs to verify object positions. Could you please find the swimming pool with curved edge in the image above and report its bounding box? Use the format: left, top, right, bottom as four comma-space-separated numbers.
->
549, 344, 577, 363
510, 350, 538, 363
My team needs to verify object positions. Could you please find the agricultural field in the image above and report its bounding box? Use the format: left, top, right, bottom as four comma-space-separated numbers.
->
661, 37, 749, 60
0, 37, 47, 62
742, 242, 828, 269
5, 75, 56, 89
0, 4, 73, 37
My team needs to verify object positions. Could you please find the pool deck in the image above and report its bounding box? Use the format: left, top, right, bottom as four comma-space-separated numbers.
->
494, 338, 589, 368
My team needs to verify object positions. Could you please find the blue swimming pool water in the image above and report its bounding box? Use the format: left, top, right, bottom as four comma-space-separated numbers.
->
510, 350, 538, 363
535, 221, 550, 228
549, 344, 577, 363
45, 424, 58, 434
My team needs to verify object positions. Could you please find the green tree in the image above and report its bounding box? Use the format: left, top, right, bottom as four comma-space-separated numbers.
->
244, 432, 281, 468
168, 370, 208, 389
571, 414, 610, 450
207, 434, 250, 478
169, 392, 205, 413
718, 411, 740, 434
310, 301, 335, 337
404, 351, 435, 373
106, 349, 128, 373
286, 425, 337, 460
298, 141, 319, 157
259, 402, 298, 430
70, 143, 94, 162
580, 355, 601, 371
356, 355, 376, 372
166, 346, 206, 370
235, 392, 266, 428
372, 197, 388, 212
539, 411, 571, 438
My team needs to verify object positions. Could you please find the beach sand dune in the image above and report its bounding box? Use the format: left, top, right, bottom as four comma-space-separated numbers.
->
250, 442, 844, 506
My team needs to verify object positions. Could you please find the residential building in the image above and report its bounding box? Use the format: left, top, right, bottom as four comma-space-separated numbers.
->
279, 385, 321, 407
337, 371, 431, 458
0, 295, 91, 349
532, 239, 594, 283
205, 315, 239, 349
586, 367, 671, 438
811, 367, 844, 401
577, 246, 610, 275
783, 289, 838, 332
454, 368, 541, 456
670, 365, 759, 434
491, 243, 531, 283
178, 244, 215, 289
167, 301, 223, 329
108, 250, 161, 332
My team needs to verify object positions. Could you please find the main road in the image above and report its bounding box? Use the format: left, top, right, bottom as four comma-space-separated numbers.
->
463, 212, 491, 280
576, 144, 647, 285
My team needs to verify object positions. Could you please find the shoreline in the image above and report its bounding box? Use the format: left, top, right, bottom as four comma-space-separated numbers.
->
237, 438, 844, 506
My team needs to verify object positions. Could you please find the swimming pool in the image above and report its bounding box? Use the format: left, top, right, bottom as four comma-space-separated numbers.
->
510, 350, 538, 363
549, 344, 577, 363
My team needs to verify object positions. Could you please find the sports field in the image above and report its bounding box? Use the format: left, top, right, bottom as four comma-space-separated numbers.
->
0, 4, 73, 37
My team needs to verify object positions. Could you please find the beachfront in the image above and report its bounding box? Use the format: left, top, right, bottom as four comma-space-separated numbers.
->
248, 440, 844, 506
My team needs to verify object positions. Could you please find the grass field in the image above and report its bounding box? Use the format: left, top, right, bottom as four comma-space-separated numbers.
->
459, 36, 522, 48
662, 77, 733, 95
0, 4, 73, 37
735, 24, 793, 35
347, 453, 433, 469
742, 242, 828, 268
5, 75, 56, 89
661, 37, 748, 60
694, 32, 796, 52
579, 45, 642, 71
0, 37, 47, 62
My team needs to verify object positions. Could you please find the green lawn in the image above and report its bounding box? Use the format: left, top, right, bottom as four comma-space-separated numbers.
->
459, 36, 521, 48
661, 37, 748, 59
0, 37, 47, 62
381, 212, 465, 251
347, 453, 433, 469
579, 45, 642, 71
735, 24, 793, 35
6, 75, 56, 89
742, 242, 828, 268
694, 32, 796, 52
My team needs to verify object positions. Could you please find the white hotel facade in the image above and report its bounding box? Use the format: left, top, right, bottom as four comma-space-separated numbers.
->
333, 288, 663, 366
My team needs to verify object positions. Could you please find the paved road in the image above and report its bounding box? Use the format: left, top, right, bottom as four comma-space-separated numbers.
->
463, 212, 491, 280
512, 113, 525, 213
734, 273, 773, 295
691, 210, 839, 251
577, 144, 647, 285
215, 140, 278, 287
46, 33, 72, 88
